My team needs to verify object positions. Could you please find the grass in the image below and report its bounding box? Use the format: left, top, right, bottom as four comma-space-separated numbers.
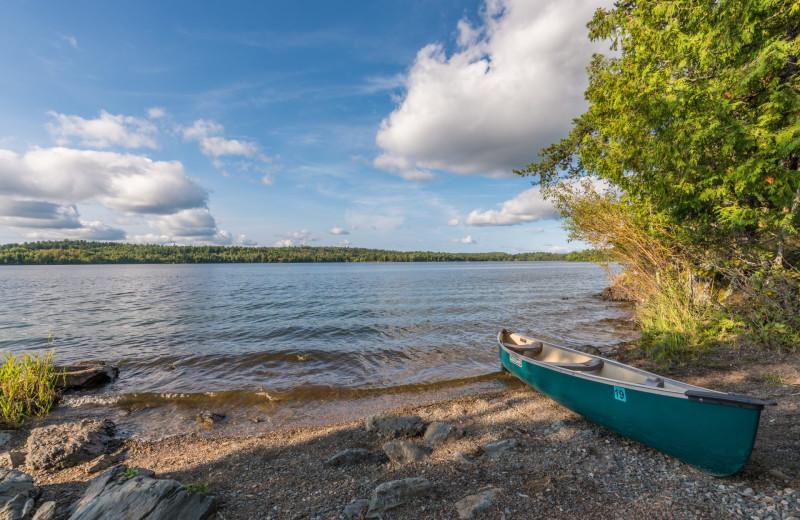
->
0, 349, 63, 428
759, 372, 785, 385
183, 482, 209, 495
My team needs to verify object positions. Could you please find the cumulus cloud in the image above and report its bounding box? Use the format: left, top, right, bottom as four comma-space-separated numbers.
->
46, 110, 158, 149
446, 218, 460, 226
147, 107, 166, 119
183, 120, 260, 158
27, 221, 126, 241
375, 0, 613, 177
465, 187, 556, 226
458, 235, 477, 244
0, 147, 207, 215
274, 229, 316, 247
327, 226, 349, 235
0, 199, 81, 229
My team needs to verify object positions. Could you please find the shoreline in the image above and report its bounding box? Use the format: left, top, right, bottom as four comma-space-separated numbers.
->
6, 343, 800, 519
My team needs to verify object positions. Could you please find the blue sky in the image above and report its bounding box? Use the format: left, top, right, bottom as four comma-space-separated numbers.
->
0, 0, 611, 252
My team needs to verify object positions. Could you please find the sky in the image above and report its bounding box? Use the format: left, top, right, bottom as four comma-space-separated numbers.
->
0, 0, 613, 253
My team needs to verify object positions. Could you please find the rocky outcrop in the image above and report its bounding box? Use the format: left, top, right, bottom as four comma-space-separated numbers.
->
366, 477, 431, 518
0, 468, 40, 520
25, 420, 114, 472
55, 362, 118, 391
68, 465, 216, 520
365, 415, 425, 439
424, 422, 467, 446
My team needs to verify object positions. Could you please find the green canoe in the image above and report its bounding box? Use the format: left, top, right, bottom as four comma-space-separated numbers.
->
498, 329, 774, 476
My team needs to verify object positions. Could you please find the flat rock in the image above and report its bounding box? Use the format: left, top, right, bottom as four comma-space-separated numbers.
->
480, 438, 520, 459
68, 465, 216, 520
342, 499, 370, 519
26, 419, 114, 472
31, 501, 56, 520
366, 477, 431, 518
455, 488, 500, 519
0, 468, 40, 520
424, 422, 467, 446
325, 449, 387, 467
55, 362, 119, 391
365, 415, 425, 439
382, 440, 429, 464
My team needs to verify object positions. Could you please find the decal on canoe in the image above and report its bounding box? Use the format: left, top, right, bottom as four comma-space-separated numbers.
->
613, 386, 627, 402
509, 354, 522, 367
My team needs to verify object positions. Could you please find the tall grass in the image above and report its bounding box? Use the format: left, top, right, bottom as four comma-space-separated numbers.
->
0, 350, 63, 428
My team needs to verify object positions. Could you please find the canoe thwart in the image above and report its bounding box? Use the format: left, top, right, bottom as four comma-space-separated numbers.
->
504, 342, 543, 357
685, 390, 776, 410
546, 357, 604, 372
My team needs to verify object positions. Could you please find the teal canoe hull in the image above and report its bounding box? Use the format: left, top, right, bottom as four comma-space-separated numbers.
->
499, 340, 769, 476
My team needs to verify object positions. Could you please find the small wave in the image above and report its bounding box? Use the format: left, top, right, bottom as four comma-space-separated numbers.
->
60, 394, 122, 407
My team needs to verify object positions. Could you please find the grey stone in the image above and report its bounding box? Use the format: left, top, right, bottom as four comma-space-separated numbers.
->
424, 422, 467, 446
84, 455, 114, 475
0, 453, 25, 470
382, 440, 429, 464
31, 501, 56, 520
68, 465, 216, 520
343, 499, 370, 519
0, 433, 12, 450
0, 468, 40, 520
55, 362, 118, 391
365, 415, 425, 439
0, 493, 35, 520
455, 488, 500, 519
452, 452, 473, 465
196, 412, 225, 427
366, 477, 431, 518
480, 439, 520, 458
26, 420, 114, 471
325, 449, 387, 467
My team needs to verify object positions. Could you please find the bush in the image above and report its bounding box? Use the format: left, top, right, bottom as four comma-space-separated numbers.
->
0, 350, 63, 428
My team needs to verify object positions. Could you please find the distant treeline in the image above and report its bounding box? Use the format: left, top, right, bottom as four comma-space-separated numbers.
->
0, 241, 605, 265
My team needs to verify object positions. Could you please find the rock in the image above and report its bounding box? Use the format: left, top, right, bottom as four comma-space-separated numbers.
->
0, 468, 40, 520
480, 439, 520, 459
366, 478, 431, 518
55, 362, 119, 391
365, 415, 425, 439
424, 422, 467, 446
382, 440, 429, 464
455, 488, 499, 519
769, 468, 792, 481
31, 501, 56, 520
84, 455, 114, 475
343, 499, 370, 519
600, 281, 635, 302
0, 493, 35, 520
0, 453, 26, 470
68, 465, 216, 520
324, 449, 387, 467
452, 452, 473, 465
196, 412, 225, 427
0, 433, 12, 450
25, 419, 114, 471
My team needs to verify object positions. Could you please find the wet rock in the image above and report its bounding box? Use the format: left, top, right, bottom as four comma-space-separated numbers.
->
365, 415, 425, 439
366, 477, 431, 518
382, 440, 429, 464
196, 412, 225, 427
600, 281, 635, 302
342, 499, 370, 519
0, 453, 26, 470
480, 439, 520, 459
455, 488, 500, 519
324, 449, 387, 467
424, 422, 467, 446
84, 455, 114, 475
55, 362, 119, 391
26, 419, 114, 471
0, 468, 40, 520
68, 465, 216, 520
31, 501, 56, 520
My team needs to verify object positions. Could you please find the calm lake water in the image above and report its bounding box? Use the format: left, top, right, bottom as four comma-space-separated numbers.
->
0, 262, 635, 428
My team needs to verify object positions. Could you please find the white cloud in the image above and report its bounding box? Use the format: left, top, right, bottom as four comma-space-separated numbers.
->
345, 212, 404, 232
458, 235, 477, 244
59, 34, 79, 49
465, 187, 556, 226
261, 174, 274, 186
372, 153, 434, 182
375, 0, 612, 178
136, 209, 236, 245
327, 226, 349, 235
274, 229, 316, 247
0, 147, 207, 215
446, 218, 460, 226
46, 110, 158, 149
147, 107, 166, 119
27, 221, 125, 241
182, 120, 260, 158
0, 199, 81, 229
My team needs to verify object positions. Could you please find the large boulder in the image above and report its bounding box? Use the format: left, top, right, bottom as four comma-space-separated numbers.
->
26, 420, 114, 472
0, 468, 40, 520
55, 362, 118, 391
68, 465, 216, 520
600, 281, 635, 302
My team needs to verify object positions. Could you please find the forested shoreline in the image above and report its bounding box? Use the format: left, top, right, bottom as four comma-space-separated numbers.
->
0, 240, 603, 265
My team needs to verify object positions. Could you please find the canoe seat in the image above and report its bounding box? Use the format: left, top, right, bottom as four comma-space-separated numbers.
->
549, 357, 604, 372
504, 342, 543, 357
643, 376, 664, 388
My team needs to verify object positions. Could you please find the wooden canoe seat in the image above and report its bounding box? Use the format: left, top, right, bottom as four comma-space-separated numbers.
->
548, 357, 604, 372
504, 342, 543, 357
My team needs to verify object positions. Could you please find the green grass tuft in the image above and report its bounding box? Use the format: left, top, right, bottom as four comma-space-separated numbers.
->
0, 349, 63, 428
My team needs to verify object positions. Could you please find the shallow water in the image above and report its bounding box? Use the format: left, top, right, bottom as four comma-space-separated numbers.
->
0, 262, 635, 432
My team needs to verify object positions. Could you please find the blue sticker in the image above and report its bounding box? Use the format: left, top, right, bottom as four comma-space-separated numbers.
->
613, 386, 627, 402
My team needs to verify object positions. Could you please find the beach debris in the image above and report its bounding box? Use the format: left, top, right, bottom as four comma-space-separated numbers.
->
31, 501, 56, 520
424, 422, 467, 446
325, 448, 387, 467
381, 440, 429, 465
365, 414, 425, 439
0, 468, 40, 520
342, 498, 370, 519
366, 477, 432, 518
480, 439, 521, 459
55, 361, 119, 391
26, 419, 114, 471
68, 464, 216, 520
0, 452, 26, 470
455, 487, 500, 519
195, 412, 225, 427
